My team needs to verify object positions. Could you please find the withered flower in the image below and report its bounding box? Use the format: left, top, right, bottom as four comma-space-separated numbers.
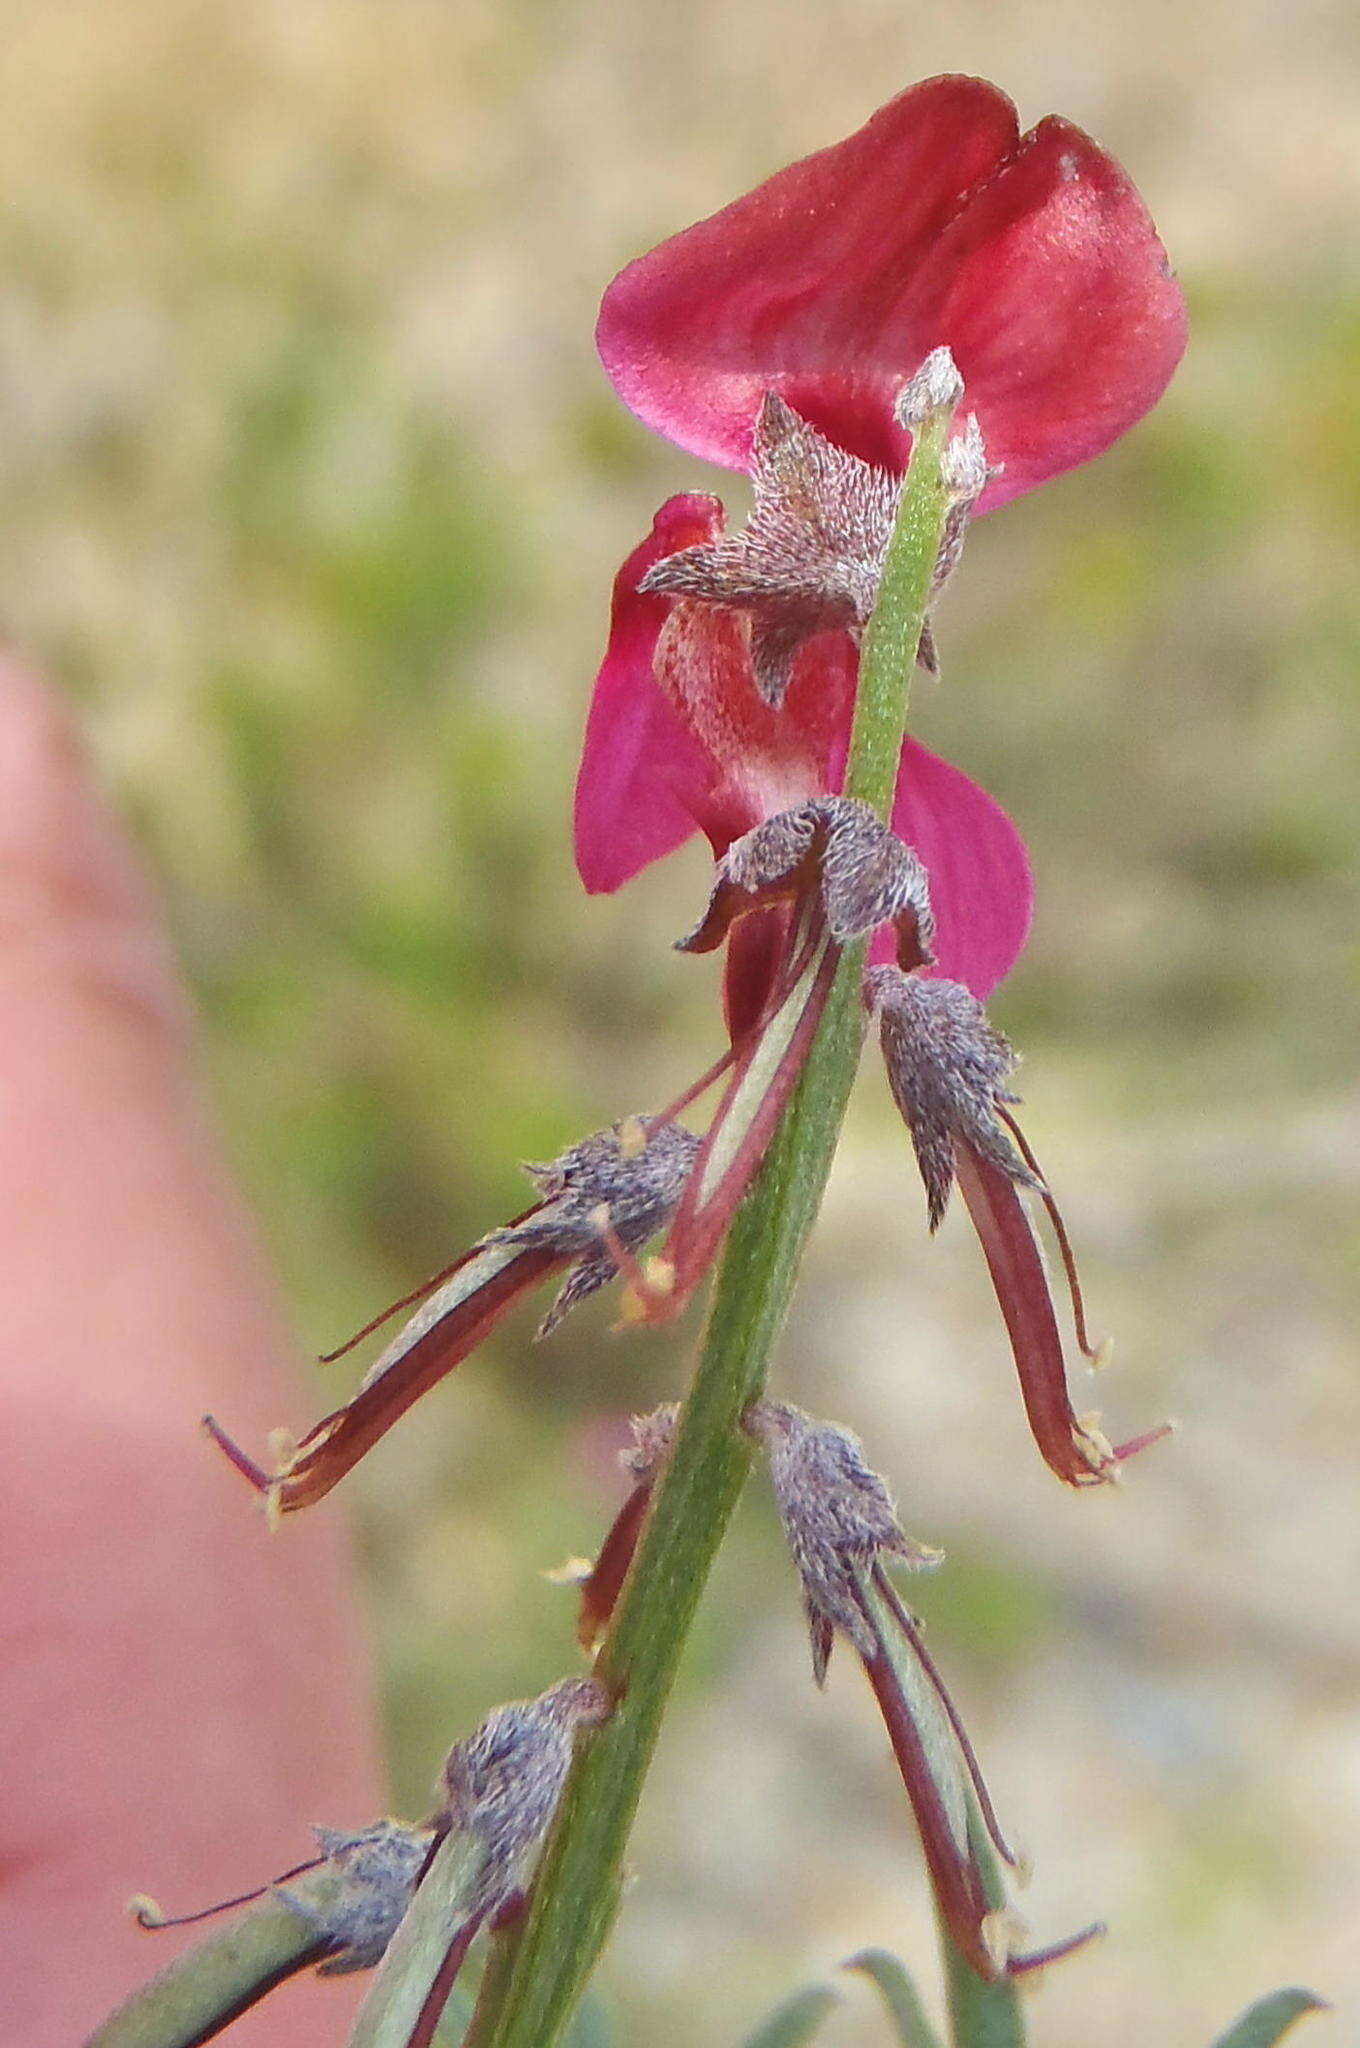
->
388, 1677, 612, 2048
747, 1401, 1101, 1983
132, 1818, 435, 1976
751, 1400, 941, 1687
275, 1822, 434, 1975
866, 966, 1168, 1486
437, 1677, 613, 1918
206, 1118, 697, 1515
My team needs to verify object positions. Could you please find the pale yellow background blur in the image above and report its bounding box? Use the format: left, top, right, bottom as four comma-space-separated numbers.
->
3, 3, 1357, 2043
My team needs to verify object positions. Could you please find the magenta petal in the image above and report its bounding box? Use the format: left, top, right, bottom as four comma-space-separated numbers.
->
721, 906, 794, 1044
908, 115, 1187, 509
876, 739, 1032, 997
597, 78, 1183, 496
573, 495, 725, 894
597, 76, 1020, 471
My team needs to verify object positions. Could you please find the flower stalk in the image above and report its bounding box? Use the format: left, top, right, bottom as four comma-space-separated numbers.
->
468, 355, 966, 2048
846, 351, 962, 817
82, 1865, 359, 2048
937, 1821, 1026, 2048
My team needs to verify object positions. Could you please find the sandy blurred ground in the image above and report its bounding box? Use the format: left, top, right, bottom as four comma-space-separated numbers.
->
2, 2, 1357, 2042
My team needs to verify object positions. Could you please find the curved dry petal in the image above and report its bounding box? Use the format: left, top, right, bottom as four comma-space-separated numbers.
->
207, 1122, 698, 1513
656, 935, 840, 1313
576, 1405, 678, 1650
953, 1147, 1117, 1487
576, 1481, 652, 1653
206, 1238, 565, 1515
866, 968, 1034, 1230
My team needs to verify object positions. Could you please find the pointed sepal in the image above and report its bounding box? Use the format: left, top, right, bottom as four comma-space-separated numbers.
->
679, 798, 934, 971
641, 391, 899, 708
865, 967, 1034, 1231
347, 1678, 612, 2048
638, 390, 992, 708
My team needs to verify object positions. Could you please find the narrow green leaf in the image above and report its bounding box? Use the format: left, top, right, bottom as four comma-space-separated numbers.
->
1206, 1989, 1329, 2048
844, 1949, 942, 2048
738, 1983, 842, 2048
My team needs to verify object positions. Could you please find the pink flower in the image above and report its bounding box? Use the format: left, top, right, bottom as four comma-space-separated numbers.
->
596, 74, 1186, 499
574, 76, 1185, 1010
575, 493, 1032, 1029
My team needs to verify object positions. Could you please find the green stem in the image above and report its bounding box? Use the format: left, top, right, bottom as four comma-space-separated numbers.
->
470, 367, 959, 2048
937, 1817, 1025, 2048
81, 1874, 342, 2048
845, 399, 954, 814
468, 959, 867, 2048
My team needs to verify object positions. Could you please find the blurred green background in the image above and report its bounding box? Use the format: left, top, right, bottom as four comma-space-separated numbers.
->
2, 2, 1357, 2042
